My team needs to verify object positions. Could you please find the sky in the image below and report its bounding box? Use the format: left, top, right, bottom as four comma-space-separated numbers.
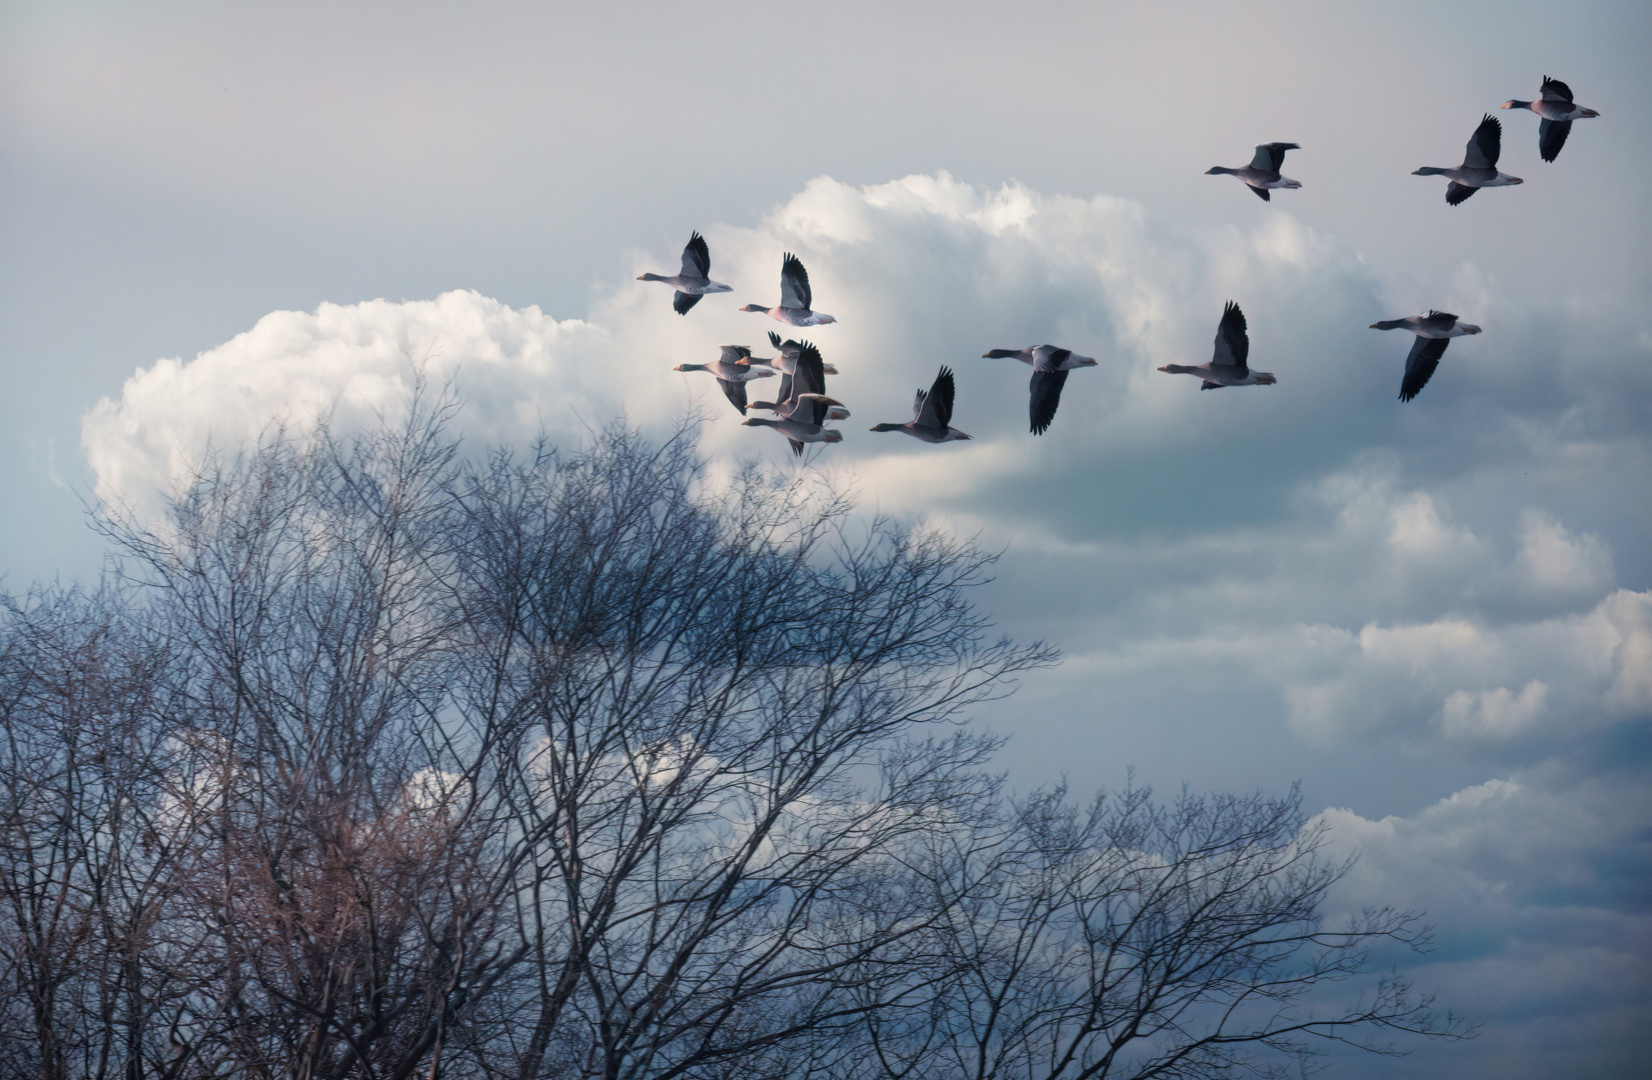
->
3, 1, 1650, 1075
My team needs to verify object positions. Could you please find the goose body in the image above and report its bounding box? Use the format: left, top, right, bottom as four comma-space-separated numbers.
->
1158, 302, 1277, 389
1206, 143, 1302, 201
871, 367, 972, 443
1503, 77, 1600, 162
673, 345, 775, 414
982, 345, 1097, 435
1414, 115, 1523, 204
742, 341, 843, 454
1370, 310, 1481, 402
638, 232, 732, 315
742, 254, 837, 326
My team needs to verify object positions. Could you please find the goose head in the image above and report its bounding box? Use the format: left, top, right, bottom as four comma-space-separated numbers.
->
740, 304, 769, 313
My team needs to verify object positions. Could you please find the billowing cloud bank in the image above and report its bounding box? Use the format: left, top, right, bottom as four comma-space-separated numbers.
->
83, 173, 1650, 1076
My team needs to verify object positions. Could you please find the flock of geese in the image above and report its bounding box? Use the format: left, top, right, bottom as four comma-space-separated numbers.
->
645, 78, 1599, 452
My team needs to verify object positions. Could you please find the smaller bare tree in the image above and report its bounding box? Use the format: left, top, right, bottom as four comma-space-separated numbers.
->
853, 781, 1471, 1080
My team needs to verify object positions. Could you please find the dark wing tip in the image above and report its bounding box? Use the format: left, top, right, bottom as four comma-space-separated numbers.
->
768, 330, 782, 348
1251, 184, 1271, 201
673, 291, 703, 316
1445, 181, 1476, 206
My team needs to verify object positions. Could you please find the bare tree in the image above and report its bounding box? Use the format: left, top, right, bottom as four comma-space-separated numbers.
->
853, 782, 1471, 1080
0, 399, 1464, 1078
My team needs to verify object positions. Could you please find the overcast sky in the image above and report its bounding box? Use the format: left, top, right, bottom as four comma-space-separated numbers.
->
3, 2, 1649, 1076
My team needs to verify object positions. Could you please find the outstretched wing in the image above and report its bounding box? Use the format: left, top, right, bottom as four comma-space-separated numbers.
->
1211, 301, 1250, 371
673, 291, 703, 315
1249, 142, 1298, 171
1249, 184, 1271, 201
718, 344, 751, 365
1445, 181, 1477, 206
1540, 76, 1574, 103
780, 254, 812, 310
1538, 118, 1571, 162
920, 367, 957, 429
716, 378, 749, 414
1028, 369, 1069, 435
680, 231, 711, 278
1465, 114, 1501, 169
1399, 336, 1450, 402
783, 342, 828, 423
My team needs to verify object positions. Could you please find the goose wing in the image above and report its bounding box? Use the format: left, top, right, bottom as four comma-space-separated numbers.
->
1028, 369, 1069, 435
1399, 336, 1450, 402
1211, 301, 1250, 371
767, 330, 803, 372
1540, 76, 1574, 103
718, 345, 751, 366
716, 378, 749, 414
1445, 181, 1477, 206
916, 366, 956, 429
673, 291, 703, 315
1538, 118, 1571, 162
1249, 142, 1298, 171
1464, 114, 1502, 169
779, 254, 813, 310
680, 231, 711, 278
784, 342, 828, 423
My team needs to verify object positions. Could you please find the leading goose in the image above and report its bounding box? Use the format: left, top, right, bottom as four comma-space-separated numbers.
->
1503, 77, 1600, 162
871, 366, 972, 443
981, 345, 1097, 435
1370, 310, 1481, 402
742, 341, 844, 455
672, 345, 775, 414
1206, 143, 1302, 201
637, 231, 732, 315
742, 254, 837, 326
1414, 115, 1523, 205
1158, 302, 1277, 389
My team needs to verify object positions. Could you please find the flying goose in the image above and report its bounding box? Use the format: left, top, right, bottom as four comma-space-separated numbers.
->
981, 345, 1098, 435
637, 231, 732, 315
1414, 115, 1523, 205
1158, 302, 1277, 389
742, 254, 837, 326
1503, 77, 1600, 162
673, 345, 775, 414
742, 342, 844, 454
871, 367, 972, 443
1206, 143, 1302, 201
1370, 310, 1481, 402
